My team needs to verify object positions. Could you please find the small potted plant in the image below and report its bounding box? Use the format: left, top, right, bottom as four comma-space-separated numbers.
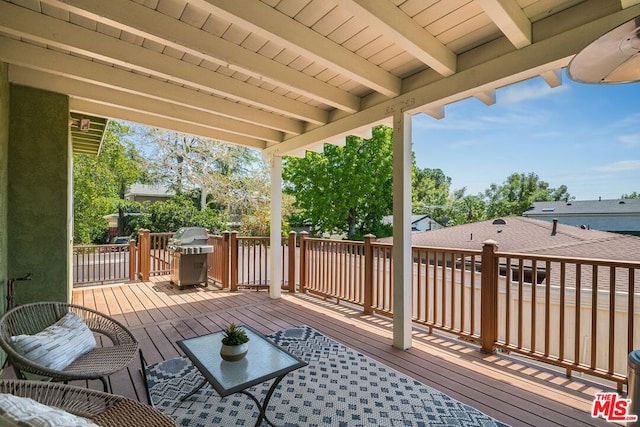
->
220, 323, 250, 362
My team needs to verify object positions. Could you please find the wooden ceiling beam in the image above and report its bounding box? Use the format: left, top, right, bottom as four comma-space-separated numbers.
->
70, 99, 266, 150
265, 2, 640, 156
476, 0, 532, 48
0, 37, 304, 136
190, 0, 401, 97
38, 0, 360, 113
10, 67, 280, 143
0, 1, 328, 125
338, 0, 456, 76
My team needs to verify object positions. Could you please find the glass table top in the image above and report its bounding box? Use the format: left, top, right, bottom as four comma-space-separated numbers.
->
177, 326, 307, 396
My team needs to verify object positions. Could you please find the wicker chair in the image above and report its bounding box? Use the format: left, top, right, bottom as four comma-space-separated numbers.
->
0, 380, 175, 426
0, 302, 138, 392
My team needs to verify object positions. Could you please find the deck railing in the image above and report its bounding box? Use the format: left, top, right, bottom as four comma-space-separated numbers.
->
72, 241, 137, 286
74, 229, 640, 390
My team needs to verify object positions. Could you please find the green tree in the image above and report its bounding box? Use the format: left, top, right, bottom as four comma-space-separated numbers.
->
143, 194, 223, 233
622, 191, 640, 199
137, 128, 271, 227
441, 188, 487, 226
73, 122, 144, 243
483, 172, 572, 219
283, 125, 393, 240
412, 165, 451, 214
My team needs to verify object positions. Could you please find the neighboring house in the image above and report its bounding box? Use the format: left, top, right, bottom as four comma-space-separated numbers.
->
103, 213, 142, 242
382, 214, 443, 232
522, 198, 640, 236
124, 184, 175, 204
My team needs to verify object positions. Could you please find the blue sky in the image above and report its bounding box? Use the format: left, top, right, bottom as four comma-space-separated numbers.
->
411, 70, 640, 201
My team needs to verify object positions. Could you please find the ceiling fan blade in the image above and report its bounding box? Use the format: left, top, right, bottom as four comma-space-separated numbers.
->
568, 17, 640, 84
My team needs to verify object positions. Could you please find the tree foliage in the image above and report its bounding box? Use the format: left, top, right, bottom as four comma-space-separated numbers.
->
137, 128, 270, 223
483, 172, 572, 219
622, 191, 640, 199
440, 188, 487, 226
283, 126, 394, 240
412, 165, 451, 214
73, 122, 144, 243
131, 194, 223, 233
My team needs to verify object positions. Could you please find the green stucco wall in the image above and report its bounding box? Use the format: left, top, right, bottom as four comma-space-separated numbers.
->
0, 63, 8, 312
8, 85, 70, 303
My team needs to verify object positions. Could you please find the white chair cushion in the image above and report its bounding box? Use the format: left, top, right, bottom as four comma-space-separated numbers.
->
10, 312, 97, 371
0, 393, 98, 426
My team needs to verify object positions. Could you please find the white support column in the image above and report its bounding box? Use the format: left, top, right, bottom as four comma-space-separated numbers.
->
269, 155, 283, 299
392, 109, 412, 349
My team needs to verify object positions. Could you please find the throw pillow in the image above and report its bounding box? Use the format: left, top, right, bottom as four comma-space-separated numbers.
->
10, 312, 97, 371
0, 393, 99, 426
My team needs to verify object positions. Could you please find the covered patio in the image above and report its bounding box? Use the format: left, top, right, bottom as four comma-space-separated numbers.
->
0, 276, 600, 426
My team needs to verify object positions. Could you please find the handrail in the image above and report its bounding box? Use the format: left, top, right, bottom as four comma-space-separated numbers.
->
72, 230, 639, 390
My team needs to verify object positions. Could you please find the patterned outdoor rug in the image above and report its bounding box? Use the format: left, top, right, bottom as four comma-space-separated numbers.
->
144, 326, 509, 426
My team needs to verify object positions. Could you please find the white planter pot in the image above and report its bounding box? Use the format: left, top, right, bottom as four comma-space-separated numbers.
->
220, 342, 248, 362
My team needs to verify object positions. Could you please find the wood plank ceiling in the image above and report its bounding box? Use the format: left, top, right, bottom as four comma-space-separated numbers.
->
1, 0, 639, 156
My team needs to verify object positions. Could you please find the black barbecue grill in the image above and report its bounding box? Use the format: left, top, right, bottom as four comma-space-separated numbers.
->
168, 227, 213, 289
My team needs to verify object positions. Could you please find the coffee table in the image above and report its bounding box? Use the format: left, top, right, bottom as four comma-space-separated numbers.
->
176, 325, 307, 427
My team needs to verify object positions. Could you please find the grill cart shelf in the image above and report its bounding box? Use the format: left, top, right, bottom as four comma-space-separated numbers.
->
168, 227, 213, 290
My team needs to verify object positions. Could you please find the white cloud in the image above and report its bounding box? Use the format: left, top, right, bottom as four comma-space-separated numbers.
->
618, 133, 640, 147
593, 160, 640, 172
500, 82, 569, 104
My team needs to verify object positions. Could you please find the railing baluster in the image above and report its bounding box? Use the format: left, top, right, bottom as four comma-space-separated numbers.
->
591, 265, 598, 369
574, 263, 582, 367
559, 262, 566, 361
609, 267, 616, 374
518, 258, 524, 349
544, 260, 551, 357
505, 256, 511, 347
629, 268, 636, 356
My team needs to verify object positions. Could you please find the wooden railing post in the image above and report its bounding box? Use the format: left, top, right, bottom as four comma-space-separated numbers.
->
230, 231, 239, 292
363, 234, 376, 314
138, 229, 150, 281
299, 231, 308, 293
222, 231, 230, 290
481, 239, 498, 353
288, 231, 296, 293
128, 240, 137, 282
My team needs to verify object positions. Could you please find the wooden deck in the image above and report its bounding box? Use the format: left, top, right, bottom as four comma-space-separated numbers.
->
5, 277, 615, 426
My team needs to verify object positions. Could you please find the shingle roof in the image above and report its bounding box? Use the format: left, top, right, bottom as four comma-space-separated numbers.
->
379, 216, 640, 293
379, 216, 640, 262
522, 199, 640, 216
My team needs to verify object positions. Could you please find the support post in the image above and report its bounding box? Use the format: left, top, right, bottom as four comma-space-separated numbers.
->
230, 231, 239, 292
288, 231, 296, 293
392, 109, 413, 350
481, 240, 499, 353
138, 229, 150, 282
269, 155, 283, 299
299, 231, 308, 293
363, 234, 375, 314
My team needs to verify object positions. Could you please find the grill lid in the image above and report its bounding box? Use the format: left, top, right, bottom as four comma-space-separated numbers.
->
169, 227, 209, 246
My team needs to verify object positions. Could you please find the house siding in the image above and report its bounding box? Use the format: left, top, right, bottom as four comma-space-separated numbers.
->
8, 85, 70, 303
